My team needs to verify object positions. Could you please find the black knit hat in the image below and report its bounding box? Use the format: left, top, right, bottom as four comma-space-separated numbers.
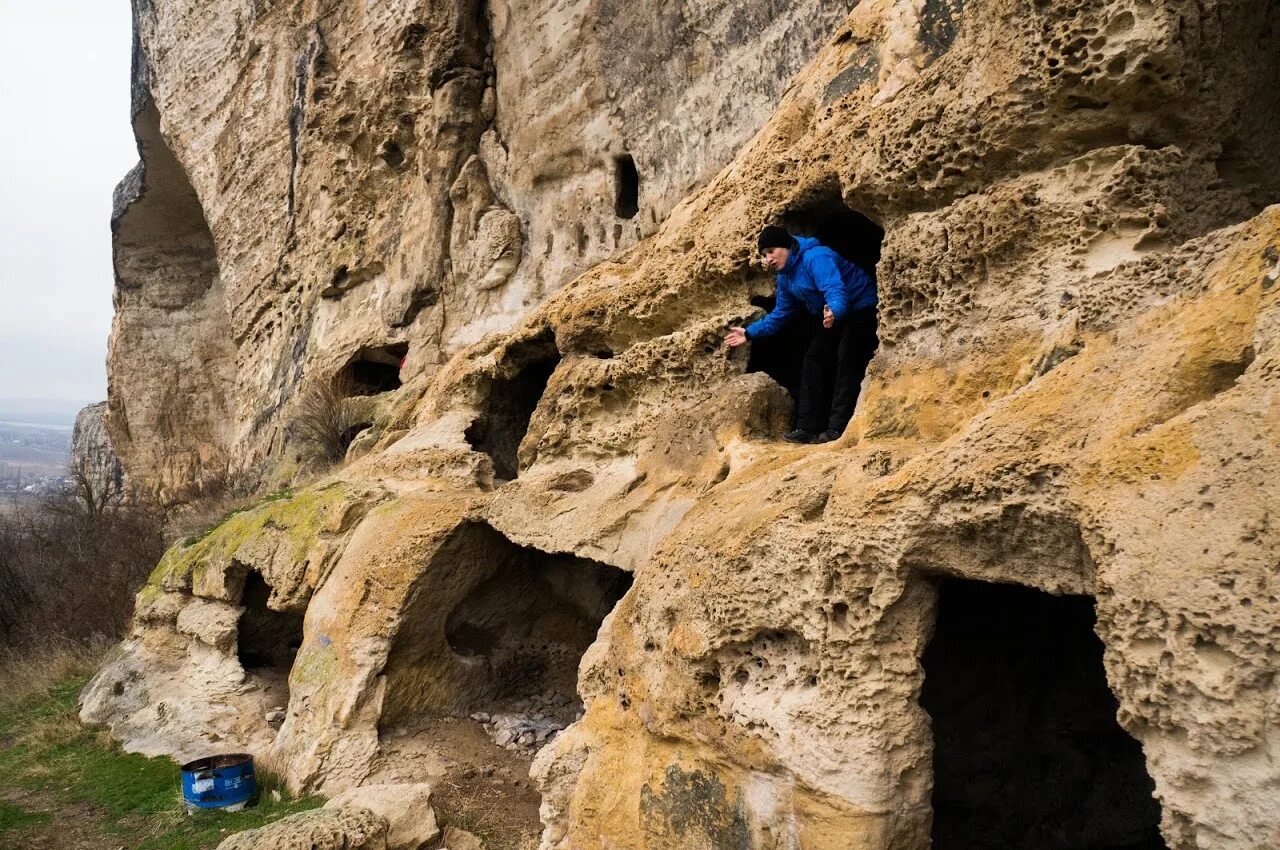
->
757, 225, 792, 254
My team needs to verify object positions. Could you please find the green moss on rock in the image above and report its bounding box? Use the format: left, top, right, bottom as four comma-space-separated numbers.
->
140, 484, 356, 599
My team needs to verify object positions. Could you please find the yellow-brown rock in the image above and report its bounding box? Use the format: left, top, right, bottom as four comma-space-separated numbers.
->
85, 0, 1280, 848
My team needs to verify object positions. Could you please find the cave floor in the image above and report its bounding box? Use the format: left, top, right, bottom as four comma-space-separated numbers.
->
371, 713, 544, 850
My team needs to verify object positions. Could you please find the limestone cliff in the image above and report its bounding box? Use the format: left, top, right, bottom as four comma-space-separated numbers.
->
71, 402, 125, 500
85, 0, 1280, 848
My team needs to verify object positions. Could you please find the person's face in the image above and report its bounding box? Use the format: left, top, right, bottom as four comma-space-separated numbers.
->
762, 246, 789, 271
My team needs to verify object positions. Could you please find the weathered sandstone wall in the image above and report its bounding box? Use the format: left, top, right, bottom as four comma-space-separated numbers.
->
86, 0, 1280, 848
71, 401, 125, 499
105, 0, 848, 500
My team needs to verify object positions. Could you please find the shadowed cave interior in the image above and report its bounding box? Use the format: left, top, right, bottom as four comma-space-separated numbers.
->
445, 543, 634, 710
236, 570, 304, 712
378, 522, 634, 732
336, 342, 409, 396
921, 579, 1166, 850
465, 332, 562, 481
236, 571, 304, 673
615, 153, 640, 219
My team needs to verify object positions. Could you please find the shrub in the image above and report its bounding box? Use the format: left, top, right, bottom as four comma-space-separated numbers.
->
289, 375, 370, 466
0, 485, 164, 648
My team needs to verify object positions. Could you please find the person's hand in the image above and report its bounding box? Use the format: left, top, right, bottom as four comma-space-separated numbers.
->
823, 305, 835, 328
725, 327, 748, 348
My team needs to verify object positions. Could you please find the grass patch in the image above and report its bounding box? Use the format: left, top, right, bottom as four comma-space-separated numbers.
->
0, 639, 104, 716
0, 801, 51, 833
0, 670, 320, 850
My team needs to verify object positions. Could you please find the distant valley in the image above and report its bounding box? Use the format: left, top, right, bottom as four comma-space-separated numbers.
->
0, 399, 84, 498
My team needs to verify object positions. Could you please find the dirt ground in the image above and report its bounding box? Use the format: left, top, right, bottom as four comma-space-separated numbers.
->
0, 786, 118, 850
371, 714, 545, 850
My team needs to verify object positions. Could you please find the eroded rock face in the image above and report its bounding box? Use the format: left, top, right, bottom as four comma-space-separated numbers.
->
216, 806, 389, 850
104, 0, 846, 502
71, 402, 125, 499
87, 0, 1280, 848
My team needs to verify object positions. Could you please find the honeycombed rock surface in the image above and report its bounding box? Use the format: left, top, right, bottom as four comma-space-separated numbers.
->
84, 1, 1280, 849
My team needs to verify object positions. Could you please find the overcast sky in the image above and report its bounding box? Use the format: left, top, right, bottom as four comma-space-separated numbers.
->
0, 2, 136, 406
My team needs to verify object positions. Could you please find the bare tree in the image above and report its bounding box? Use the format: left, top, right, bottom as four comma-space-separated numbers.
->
67, 456, 123, 519
0, 471, 164, 648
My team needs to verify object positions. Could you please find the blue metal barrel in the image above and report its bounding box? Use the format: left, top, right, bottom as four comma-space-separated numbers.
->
181, 753, 257, 811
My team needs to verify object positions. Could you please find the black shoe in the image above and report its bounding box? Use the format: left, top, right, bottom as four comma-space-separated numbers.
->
811, 429, 843, 444
783, 428, 817, 444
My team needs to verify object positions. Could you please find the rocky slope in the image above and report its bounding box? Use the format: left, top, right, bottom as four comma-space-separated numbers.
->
85, 0, 1280, 848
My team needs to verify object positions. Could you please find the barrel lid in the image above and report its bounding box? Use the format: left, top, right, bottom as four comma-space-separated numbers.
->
181, 753, 254, 772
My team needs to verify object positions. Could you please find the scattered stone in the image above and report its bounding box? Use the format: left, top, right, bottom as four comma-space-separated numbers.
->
324, 783, 438, 850
216, 807, 388, 850
440, 826, 485, 850
475, 707, 574, 754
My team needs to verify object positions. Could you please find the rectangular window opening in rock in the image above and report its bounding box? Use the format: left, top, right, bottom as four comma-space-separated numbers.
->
614, 154, 640, 219
920, 578, 1166, 850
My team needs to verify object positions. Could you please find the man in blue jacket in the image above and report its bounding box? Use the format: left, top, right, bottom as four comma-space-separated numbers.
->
725, 225, 879, 443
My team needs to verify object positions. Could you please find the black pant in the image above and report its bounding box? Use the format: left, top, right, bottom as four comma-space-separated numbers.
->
796, 306, 879, 434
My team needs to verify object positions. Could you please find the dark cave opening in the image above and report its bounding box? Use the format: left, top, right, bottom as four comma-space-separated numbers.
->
445, 540, 633, 711
921, 579, 1166, 850
747, 194, 884, 412
336, 342, 409, 396
465, 333, 562, 481
236, 571, 304, 673
781, 192, 884, 275
615, 153, 640, 219
745, 292, 814, 400
377, 520, 634, 749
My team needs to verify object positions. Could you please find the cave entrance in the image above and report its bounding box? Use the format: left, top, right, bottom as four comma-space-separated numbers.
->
336, 342, 409, 396
615, 154, 640, 219
237, 571, 304, 673
780, 192, 883, 276
921, 579, 1165, 850
465, 332, 561, 480
445, 543, 632, 717
374, 523, 628, 837
746, 193, 883, 414
379, 521, 632, 761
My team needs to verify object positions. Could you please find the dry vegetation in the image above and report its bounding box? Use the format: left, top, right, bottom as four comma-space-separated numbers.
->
0, 639, 105, 714
0, 478, 164, 648
289, 375, 370, 467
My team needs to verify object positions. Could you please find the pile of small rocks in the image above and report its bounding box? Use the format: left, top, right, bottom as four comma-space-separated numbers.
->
470, 691, 582, 753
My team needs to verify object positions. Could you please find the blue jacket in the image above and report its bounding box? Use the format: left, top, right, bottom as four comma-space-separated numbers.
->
745, 236, 877, 339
